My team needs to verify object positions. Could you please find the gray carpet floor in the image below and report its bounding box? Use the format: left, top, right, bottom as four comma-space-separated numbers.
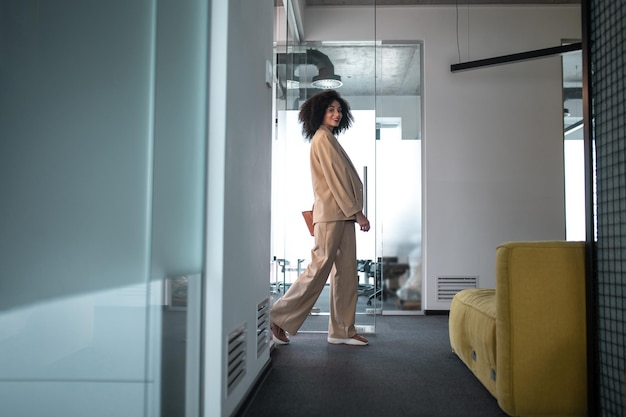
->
237, 315, 509, 417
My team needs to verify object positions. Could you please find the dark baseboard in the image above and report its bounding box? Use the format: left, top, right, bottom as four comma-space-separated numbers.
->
425, 310, 450, 316
232, 359, 273, 417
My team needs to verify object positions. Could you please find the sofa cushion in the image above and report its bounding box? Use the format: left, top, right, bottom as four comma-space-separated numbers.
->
449, 288, 497, 397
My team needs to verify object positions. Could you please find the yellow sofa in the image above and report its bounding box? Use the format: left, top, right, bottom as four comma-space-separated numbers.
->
449, 241, 587, 416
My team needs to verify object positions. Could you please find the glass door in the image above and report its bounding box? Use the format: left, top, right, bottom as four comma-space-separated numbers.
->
375, 42, 424, 315
272, 39, 379, 333
272, 0, 424, 334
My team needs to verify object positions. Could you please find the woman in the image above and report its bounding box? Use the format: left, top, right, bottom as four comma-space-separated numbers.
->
270, 90, 370, 346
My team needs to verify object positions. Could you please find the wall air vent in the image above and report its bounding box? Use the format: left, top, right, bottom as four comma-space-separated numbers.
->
437, 276, 478, 301
227, 322, 247, 396
257, 298, 270, 357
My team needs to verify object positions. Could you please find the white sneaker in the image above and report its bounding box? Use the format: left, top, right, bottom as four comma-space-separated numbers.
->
327, 334, 369, 346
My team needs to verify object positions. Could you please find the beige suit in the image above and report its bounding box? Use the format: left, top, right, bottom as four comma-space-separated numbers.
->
271, 126, 364, 338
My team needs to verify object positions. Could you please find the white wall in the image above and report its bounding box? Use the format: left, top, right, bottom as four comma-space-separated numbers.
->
204, 1, 274, 416
304, 5, 581, 310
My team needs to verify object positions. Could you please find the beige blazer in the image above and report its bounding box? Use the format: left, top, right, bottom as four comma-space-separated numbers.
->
310, 125, 364, 224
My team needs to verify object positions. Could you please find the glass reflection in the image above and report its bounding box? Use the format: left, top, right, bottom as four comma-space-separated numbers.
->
161, 274, 202, 417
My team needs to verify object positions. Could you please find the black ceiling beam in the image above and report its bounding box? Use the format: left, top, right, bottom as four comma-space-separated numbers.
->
450, 42, 582, 73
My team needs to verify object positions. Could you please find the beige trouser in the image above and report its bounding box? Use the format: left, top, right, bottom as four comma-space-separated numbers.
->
270, 220, 358, 339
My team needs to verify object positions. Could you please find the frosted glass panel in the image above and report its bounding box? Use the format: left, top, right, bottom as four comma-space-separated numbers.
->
0, 0, 155, 310
0, 381, 145, 417
151, 0, 207, 280
0, 1, 207, 416
376, 131, 422, 312
0, 284, 159, 380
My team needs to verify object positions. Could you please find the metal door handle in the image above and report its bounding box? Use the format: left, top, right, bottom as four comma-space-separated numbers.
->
363, 166, 368, 217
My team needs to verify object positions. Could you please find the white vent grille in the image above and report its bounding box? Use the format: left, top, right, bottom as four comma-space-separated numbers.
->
227, 323, 247, 396
257, 298, 270, 357
437, 276, 478, 301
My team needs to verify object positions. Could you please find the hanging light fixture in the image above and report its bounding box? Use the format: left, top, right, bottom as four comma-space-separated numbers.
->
309, 56, 342, 88
311, 73, 343, 89
276, 49, 343, 91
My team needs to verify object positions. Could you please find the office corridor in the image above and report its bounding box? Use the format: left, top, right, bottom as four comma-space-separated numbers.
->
237, 315, 508, 417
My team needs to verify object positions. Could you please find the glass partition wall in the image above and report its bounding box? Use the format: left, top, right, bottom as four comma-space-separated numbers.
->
562, 47, 587, 241
374, 42, 423, 315
272, 5, 423, 333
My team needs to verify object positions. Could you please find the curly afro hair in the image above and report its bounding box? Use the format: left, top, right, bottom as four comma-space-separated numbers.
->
298, 90, 354, 140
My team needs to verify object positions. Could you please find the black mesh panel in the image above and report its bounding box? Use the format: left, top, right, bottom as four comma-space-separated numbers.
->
591, 0, 626, 415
